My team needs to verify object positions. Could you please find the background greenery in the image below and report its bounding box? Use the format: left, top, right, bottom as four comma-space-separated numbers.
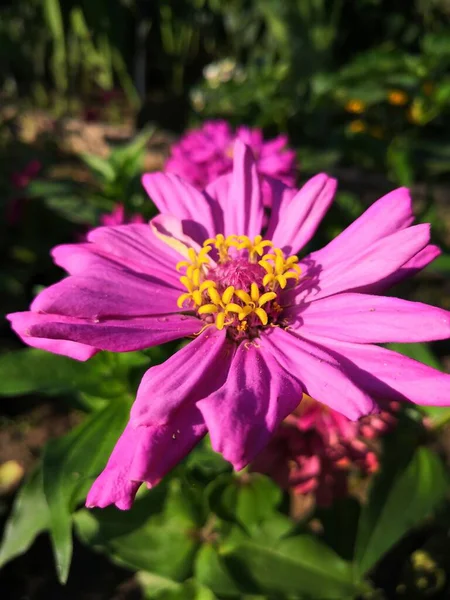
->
1, 1, 450, 598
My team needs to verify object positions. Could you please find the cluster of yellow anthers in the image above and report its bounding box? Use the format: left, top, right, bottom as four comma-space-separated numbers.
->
176, 235, 301, 331
260, 248, 301, 289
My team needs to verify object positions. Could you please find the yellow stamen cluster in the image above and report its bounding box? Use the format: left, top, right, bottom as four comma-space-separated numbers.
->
176, 246, 211, 280
204, 234, 236, 262
235, 283, 277, 326
198, 285, 241, 330
234, 235, 273, 261
177, 275, 216, 308
259, 249, 301, 289
176, 234, 301, 333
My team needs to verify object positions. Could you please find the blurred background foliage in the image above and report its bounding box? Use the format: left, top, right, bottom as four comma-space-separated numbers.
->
1, 0, 450, 177
1, 1, 450, 599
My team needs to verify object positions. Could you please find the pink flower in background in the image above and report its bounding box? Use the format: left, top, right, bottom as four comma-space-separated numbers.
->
253, 396, 399, 506
99, 204, 145, 226
8, 140, 450, 511
165, 120, 297, 206
7, 160, 42, 225
10, 159, 42, 190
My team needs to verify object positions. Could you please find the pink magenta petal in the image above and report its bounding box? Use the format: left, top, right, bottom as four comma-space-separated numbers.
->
302, 334, 450, 407
52, 243, 182, 289
268, 174, 337, 255
197, 342, 302, 470
30, 267, 182, 319
357, 244, 442, 294
293, 293, 450, 343
313, 187, 414, 268
128, 405, 207, 483
294, 223, 431, 303
141, 171, 218, 240
263, 328, 376, 420
7, 311, 97, 361
18, 312, 201, 352
224, 140, 264, 238
87, 406, 207, 509
86, 423, 142, 509
88, 223, 182, 270
131, 328, 235, 426
54, 223, 185, 288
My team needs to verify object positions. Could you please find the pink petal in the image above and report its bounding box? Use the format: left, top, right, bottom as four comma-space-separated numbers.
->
294, 223, 431, 303
128, 405, 207, 483
7, 311, 97, 361
268, 174, 337, 254
264, 328, 376, 420
86, 423, 142, 509
87, 223, 182, 273
87, 405, 207, 509
14, 311, 201, 352
314, 187, 414, 267
52, 242, 181, 289
197, 341, 302, 470
131, 328, 235, 426
358, 244, 441, 294
224, 140, 264, 238
31, 267, 182, 319
54, 223, 185, 288
141, 172, 218, 240
302, 334, 450, 407
293, 293, 450, 343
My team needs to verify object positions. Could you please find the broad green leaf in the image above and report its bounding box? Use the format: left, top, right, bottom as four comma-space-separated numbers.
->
195, 543, 241, 597
354, 447, 448, 578
221, 536, 359, 598
316, 497, 361, 561
0, 467, 49, 568
139, 572, 218, 600
43, 399, 130, 583
80, 153, 116, 182
109, 127, 155, 172
0, 348, 147, 400
207, 473, 282, 532
43, 194, 98, 225
74, 479, 201, 581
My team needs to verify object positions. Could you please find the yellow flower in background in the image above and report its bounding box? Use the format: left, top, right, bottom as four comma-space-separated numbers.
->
408, 100, 425, 125
345, 99, 366, 114
387, 90, 408, 106
348, 120, 366, 133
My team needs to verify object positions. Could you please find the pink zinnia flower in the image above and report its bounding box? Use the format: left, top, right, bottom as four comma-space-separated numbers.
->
165, 120, 296, 205
253, 396, 399, 507
99, 204, 145, 227
7, 141, 450, 510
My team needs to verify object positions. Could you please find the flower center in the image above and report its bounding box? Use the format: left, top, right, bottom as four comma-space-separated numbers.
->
176, 235, 301, 340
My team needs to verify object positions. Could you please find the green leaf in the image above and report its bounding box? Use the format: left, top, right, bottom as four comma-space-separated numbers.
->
195, 543, 241, 597
0, 348, 147, 400
43, 399, 130, 583
221, 536, 359, 598
315, 497, 361, 561
139, 572, 218, 600
109, 127, 155, 172
74, 479, 201, 580
0, 467, 49, 568
80, 153, 116, 182
207, 473, 282, 532
354, 447, 448, 578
